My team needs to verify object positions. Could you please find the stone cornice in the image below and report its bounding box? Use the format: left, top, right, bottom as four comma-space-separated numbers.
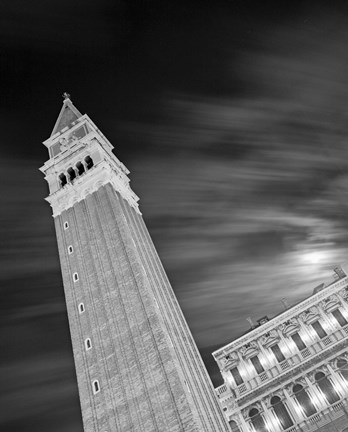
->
213, 276, 348, 360
46, 161, 140, 216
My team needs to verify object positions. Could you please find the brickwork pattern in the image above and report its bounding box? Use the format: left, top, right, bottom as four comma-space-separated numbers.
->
54, 184, 229, 432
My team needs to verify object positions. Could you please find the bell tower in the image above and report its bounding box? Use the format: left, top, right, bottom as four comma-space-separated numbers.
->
40, 95, 229, 432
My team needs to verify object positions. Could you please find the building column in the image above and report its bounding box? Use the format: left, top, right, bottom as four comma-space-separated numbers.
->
238, 412, 253, 432
283, 388, 304, 425
304, 376, 327, 411
260, 400, 279, 432
326, 363, 347, 399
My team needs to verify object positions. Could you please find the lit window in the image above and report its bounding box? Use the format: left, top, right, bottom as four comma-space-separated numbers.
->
271, 344, 285, 363
73, 272, 79, 282
78, 303, 85, 314
249, 408, 267, 431
315, 372, 340, 405
250, 356, 264, 374
271, 396, 294, 429
85, 338, 92, 350
312, 321, 327, 339
68, 245, 73, 254
332, 309, 348, 327
64, 221, 69, 230
92, 380, 100, 394
291, 333, 306, 351
230, 367, 243, 386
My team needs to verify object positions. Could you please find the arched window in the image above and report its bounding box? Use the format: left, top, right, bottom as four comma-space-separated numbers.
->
337, 358, 348, 382
76, 161, 85, 175
315, 372, 340, 405
67, 167, 76, 181
228, 419, 241, 432
59, 173, 67, 187
271, 396, 293, 430
85, 156, 94, 169
92, 379, 100, 394
85, 338, 92, 350
249, 408, 267, 432
293, 384, 317, 417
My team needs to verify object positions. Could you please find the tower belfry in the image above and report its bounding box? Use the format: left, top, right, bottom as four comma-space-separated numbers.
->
40, 97, 229, 432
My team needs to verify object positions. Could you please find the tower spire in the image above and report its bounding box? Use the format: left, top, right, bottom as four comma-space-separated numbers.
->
40, 99, 230, 432
50, 93, 82, 137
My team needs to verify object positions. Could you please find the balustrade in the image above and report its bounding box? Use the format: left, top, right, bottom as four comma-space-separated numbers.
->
232, 323, 348, 398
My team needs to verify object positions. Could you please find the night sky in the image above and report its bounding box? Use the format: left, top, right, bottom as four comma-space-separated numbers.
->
3, 1, 348, 431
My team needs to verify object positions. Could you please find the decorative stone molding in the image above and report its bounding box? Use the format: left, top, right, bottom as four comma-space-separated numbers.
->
259, 330, 280, 348
339, 288, 348, 302
280, 318, 300, 337
219, 352, 239, 369
240, 341, 259, 359
320, 295, 341, 313
243, 401, 263, 417
46, 161, 140, 216
285, 378, 307, 395
299, 306, 320, 324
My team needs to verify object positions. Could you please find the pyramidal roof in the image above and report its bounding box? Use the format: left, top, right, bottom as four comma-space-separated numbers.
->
51, 96, 83, 137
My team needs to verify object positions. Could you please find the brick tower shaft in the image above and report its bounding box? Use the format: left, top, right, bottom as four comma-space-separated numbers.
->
40, 96, 229, 432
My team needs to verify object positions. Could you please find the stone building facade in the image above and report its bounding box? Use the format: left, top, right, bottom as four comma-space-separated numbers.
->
40, 96, 229, 432
213, 267, 348, 432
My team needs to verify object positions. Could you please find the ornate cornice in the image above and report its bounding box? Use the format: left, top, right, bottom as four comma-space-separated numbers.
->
213, 277, 348, 359
46, 161, 140, 216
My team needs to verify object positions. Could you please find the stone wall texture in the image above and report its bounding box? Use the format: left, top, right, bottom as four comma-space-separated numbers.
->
54, 183, 229, 432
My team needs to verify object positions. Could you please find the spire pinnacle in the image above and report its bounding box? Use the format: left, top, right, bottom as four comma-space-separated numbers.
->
62, 92, 71, 101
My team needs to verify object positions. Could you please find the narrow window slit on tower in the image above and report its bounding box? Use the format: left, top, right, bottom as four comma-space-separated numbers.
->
78, 303, 85, 314
68, 245, 73, 254
85, 155, 94, 169
92, 380, 100, 394
73, 272, 79, 282
67, 167, 76, 181
76, 161, 85, 175
85, 338, 92, 350
59, 173, 67, 187
64, 221, 69, 230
